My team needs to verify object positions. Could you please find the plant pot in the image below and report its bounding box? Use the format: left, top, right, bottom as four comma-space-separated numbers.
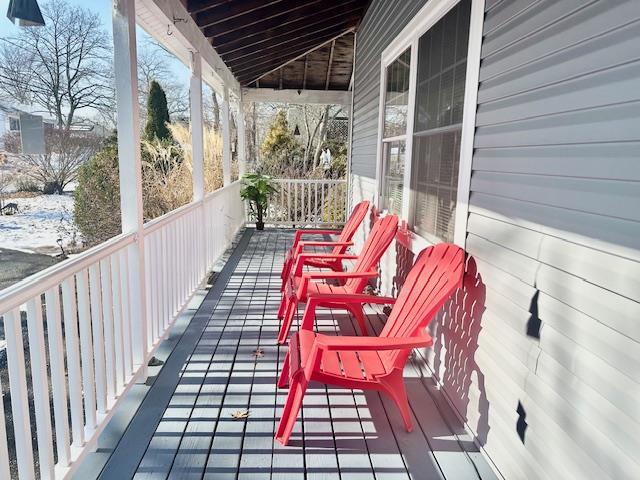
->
256, 221, 265, 231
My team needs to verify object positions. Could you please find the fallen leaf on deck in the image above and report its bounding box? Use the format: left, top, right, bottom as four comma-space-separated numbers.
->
232, 409, 250, 420
251, 348, 264, 358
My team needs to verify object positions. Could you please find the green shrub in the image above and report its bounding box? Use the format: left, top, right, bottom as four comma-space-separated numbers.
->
74, 137, 122, 246
14, 176, 41, 192
144, 80, 172, 142
258, 110, 303, 176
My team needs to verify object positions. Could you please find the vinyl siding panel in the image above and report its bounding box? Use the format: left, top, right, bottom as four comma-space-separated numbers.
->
347, 1, 640, 479
465, 0, 640, 479
349, 0, 425, 179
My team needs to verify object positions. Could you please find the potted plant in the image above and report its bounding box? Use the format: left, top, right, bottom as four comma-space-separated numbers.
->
240, 173, 277, 231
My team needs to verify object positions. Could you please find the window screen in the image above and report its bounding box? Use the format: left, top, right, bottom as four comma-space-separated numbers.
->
381, 48, 411, 214
411, 0, 471, 241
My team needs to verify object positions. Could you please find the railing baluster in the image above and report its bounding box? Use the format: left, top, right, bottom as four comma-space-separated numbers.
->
44, 286, 71, 468
321, 182, 326, 224
333, 184, 339, 223
149, 232, 163, 344
0, 374, 11, 479
144, 233, 154, 349
99, 258, 116, 403
307, 182, 311, 225
4, 308, 35, 479
110, 254, 125, 392
120, 249, 133, 378
26, 297, 55, 479
76, 269, 97, 432
61, 277, 85, 447
89, 264, 107, 415
314, 182, 319, 225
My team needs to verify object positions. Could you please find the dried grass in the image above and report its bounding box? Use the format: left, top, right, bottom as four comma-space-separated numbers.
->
141, 123, 225, 220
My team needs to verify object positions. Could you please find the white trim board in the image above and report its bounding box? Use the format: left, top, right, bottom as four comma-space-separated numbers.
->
373, 0, 485, 249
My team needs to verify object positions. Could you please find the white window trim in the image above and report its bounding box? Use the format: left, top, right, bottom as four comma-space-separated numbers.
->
374, 0, 485, 249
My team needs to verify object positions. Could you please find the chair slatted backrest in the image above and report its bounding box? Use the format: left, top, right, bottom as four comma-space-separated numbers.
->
332, 200, 370, 255
345, 214, 398, 292
379, 243, 464, 370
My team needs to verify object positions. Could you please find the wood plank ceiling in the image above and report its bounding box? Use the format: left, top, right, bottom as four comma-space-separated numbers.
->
184, 0, 370, 90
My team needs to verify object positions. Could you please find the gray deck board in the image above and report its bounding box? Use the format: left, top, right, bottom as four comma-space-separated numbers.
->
91, 229, 498, 480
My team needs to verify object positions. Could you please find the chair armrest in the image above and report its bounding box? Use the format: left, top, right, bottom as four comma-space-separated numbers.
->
301, 293, 395, 331
297, 271, 378, 298
306, 293, 396, 306
293, 253, 358, 276
316, 333, 433, 351
294, 240, 353, 255
293, 229, 341, 246
302, 271, 378, 280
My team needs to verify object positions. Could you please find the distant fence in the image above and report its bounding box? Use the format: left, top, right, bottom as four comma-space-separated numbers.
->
246, 179, 348, 227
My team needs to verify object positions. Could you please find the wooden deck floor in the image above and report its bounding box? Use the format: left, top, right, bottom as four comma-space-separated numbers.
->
92, 229, 498, 480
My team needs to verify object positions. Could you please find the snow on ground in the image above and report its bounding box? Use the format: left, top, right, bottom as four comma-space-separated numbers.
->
0, 193, 80, 255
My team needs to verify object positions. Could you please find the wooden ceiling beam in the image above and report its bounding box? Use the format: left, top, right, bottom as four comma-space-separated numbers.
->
185, 0, 227, 15
325, 40, 336, 90
205, 0, 361, 44
215, 4, 363, 54
236, 32, 353, 85
223, 24, 355, 67
302, 56, 308, 90
195, 0, 286, 28
230, 32, 343, 76
201, 0, 324, 35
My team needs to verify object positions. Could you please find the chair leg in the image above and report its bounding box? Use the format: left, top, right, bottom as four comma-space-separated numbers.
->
275, 374, 307, 446
277, 299, 297, 345
382, 373, 413, 432
278, 351, 290, 389
277, 293, 287, 319
348, 304, 370, 336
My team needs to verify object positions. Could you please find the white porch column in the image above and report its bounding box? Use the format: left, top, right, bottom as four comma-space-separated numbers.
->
221, 85, 232, 186
236, 95, 247, 178
190, 51, 205, 201
112, 0, 147, 371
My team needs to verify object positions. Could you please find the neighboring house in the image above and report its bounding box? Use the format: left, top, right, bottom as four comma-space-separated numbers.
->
350, 1, 639, 479
0, 102, 56, 154
0, 104, 22, 152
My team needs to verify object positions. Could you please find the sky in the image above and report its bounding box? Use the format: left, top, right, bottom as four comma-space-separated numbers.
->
0, 0, 191, 100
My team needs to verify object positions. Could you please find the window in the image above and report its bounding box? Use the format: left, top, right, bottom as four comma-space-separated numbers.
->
411, 0, 471, 242
380, 48, 411, 214
9, 116, 20, 131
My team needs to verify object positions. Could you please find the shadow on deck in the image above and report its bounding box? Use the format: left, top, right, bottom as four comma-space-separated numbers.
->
74, 229, 498, 480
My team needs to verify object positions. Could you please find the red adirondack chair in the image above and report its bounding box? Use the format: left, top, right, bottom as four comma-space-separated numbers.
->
275, 243, 464, 446
280, 200, 370, 291
276, 214, 398, 344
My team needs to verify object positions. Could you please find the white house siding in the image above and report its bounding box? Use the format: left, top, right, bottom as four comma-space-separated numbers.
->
348, 0, 640, 479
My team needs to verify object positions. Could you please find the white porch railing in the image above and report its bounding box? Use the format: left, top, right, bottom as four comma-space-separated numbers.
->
0, 181, 244, 479
247, 179, 348, 227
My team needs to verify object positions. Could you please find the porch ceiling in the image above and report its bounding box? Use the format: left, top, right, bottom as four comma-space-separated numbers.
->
184, 0, 369, 89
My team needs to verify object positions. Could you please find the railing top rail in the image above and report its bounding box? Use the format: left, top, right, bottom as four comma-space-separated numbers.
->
143, 181, 241, 235
271, 179, 347, 184
0, 232, 136, 314
203, 179, 241, 202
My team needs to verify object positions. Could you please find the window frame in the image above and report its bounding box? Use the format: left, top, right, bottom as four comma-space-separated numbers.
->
377, 46, 415, 216
9, 116, 20, 132
374, 0, 485, 248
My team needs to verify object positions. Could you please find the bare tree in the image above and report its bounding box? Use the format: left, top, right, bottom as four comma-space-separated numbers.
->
17, 129, 102, 194
297, 104, 343, 170
0, 0, 113, 130
136, 39, 189, 119
210, 90, 220, 130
